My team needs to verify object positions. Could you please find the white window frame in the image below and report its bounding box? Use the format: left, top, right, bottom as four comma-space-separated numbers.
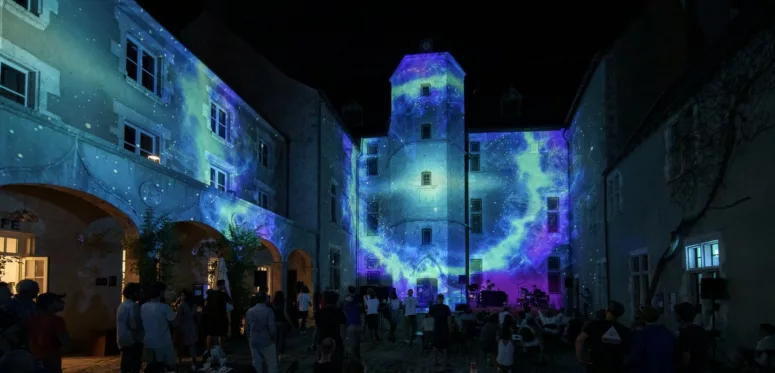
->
421, 227, 432, 245
122, 121, 159, 160
0, 232, 24, 255
125, 35, 160, 96
209, 165, 230, 192
629, 250, 650, 313
22, 256, 48, 293
470, 198, 483, 234
259, 139, 271, 169
0, 56, 32, 108
685, 239, 720, 271
607, 170, 623, 218
366, 200, 379, 236
421, 171, 432, 186
209, 101, 229, 141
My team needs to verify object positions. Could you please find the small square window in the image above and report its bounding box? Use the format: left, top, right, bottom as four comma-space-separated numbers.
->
421, 171, 432, 186
209, 166, 229, 192
367, 158, 378, 176
210, 103, 229, 140
469, 141, 481, 153
367, 143, 378, 155
421, 228, 432, 245
547, 197, 560, 211
470, 199, 482, 212
421, 84, 431, 97
547, 212, 559, 233
421, 124, 432, 139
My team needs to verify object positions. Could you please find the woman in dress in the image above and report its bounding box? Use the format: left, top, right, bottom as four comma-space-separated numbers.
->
174, 289, 199, 370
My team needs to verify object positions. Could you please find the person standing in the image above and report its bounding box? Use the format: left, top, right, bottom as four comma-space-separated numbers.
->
297, 286, 311, 332
343, 286, 362, 358
245, 292, 278, 373
496, 328, 515, 372
575, 301, 631, 373
364, 289, 380, 341
117, 283, 143, 373
6, 280, 39, 323
429, 294, 451, 366
315, 291, 346, 370
173, 289, 199, 370
674, 302, 708, 373
141, 282, 177, 370
387, 291, 400, 342
403, 289, 418, 345
629, 305, 676, 373
271, 291, 291, 362
25, 293, 69, 373
204, 280, 232, 352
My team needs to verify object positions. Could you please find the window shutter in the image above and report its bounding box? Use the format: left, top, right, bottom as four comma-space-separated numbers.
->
26, 71, 37, 110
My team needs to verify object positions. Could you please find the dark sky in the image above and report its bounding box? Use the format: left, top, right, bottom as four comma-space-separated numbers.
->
138, 0, 648, 134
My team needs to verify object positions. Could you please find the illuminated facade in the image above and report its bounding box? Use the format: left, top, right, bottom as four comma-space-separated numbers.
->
358, 53, 570, 307
0, 0, 354, 348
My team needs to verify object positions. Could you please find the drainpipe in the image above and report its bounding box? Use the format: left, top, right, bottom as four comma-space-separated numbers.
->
464, 130, 470, 304
316, 99, 323, 289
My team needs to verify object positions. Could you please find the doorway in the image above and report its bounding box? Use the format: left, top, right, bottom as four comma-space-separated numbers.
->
286, 269, 298, 303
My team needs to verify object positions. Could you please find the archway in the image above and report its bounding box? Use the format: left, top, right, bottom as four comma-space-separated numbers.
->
286, 249, 314, 304
256, 239, 282, 298
170, 221, 226, 295
0, 183, 138, 351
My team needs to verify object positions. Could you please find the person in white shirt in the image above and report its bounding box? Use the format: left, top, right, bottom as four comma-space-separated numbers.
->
140, 282, 176, 370
496, 328, 515, 372
297, 286, 311, 331
499, 306, 511, 327
364, 288, 381, 341
403, 289, 419, 344
117, 283, 143, 373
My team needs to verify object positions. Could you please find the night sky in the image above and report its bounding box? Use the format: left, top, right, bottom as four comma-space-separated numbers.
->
137, 0, 648, 135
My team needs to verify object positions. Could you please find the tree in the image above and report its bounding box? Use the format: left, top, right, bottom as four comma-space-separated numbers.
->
646, 22, 775, 304
195, 223, 268, 336
122, 207, 181, 285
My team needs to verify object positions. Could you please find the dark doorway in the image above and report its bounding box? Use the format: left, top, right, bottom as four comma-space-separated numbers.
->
287, 269, 298, 303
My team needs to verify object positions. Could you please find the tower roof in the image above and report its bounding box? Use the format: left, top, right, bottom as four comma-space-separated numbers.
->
389, 52, 466, 85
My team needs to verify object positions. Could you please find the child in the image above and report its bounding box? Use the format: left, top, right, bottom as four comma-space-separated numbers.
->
496, 328, 514, 372
422, 315, 435, 354
25, 293, 69, 373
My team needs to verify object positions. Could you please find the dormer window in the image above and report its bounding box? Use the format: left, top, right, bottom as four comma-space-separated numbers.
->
421, 124, 431, 140
421, 84, 431, 97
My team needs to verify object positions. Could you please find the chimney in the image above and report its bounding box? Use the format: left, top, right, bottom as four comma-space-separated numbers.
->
420, 38, 433, 52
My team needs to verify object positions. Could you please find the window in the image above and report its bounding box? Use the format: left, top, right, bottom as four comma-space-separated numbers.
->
469, 141, 481, 172
367, 158, 378, 176
125, 37, 159, 95
0, 235, 19, 254
0, 58, 33, 108
123, 122, 158, 159
23, 257, 48, 293
470, 198, 483, 234
330, 184, 337, 223
547, 196, 559, 233
421, 171, 432, 186
210, 103, 228, 140
421, 228, 432, 245
630, 253, 649, 312
259, 140, 270, 168
685, 240, 720, 270
366, 142, 378, 155
421, 124, 432, 140
258, 191, 269, 209
607, 171, 622, 218
330, 250, 341, 291
209, 166, 229, 192
366, 201, 379, 236
11, 0, 40, 14
421, 84, 431, 97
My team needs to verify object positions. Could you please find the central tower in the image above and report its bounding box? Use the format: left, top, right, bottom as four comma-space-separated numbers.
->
387, 52, 466, 306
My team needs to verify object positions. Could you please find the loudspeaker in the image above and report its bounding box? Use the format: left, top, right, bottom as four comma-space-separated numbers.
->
701, 278, 728, 300
254, 270, 268, 290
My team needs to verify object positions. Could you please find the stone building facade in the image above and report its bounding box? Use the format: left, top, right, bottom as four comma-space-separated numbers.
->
0, 0, 352, 350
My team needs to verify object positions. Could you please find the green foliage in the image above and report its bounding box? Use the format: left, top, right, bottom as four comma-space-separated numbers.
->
122, 207, 181, 285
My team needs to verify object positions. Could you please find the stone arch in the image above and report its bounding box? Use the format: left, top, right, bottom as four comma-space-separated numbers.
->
0, 183, 139, 347
256, 239, 282, 297
169, 221, 226, 293
286, 249, 314, 302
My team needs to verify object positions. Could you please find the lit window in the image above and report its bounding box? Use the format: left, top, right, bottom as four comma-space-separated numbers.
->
209, 166, 229, 192
258, 191, 269, 209
210, 102, 228, 140
0, 58, 32, 107
421, 124, 431, 140
421, 171, 432, 186
421, 228, 432, 245
259, 140, 270, 168
367, 201, 379, 236
0, 236, 19, 254
685, 240, 720, 270
123, 122, 158, 160
367, 158, 378, 176
470, 198, 482, 234
125, 37, 159, 95
421, 84, 431, 97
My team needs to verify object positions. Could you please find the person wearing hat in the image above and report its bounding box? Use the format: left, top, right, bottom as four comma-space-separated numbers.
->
575, 300, 631, 373
629, 305, 676, 373
24, 292, 69, 373
674, 302, 708, 373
